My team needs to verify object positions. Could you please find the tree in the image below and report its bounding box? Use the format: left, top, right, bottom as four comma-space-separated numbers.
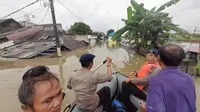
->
115, 0, 189, 50
68, 22, 92, 35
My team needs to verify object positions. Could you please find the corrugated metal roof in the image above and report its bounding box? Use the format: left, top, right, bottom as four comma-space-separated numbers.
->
62, 35, 88, 50
6, 28, 40, 40
185, 46, 200, 53
0, 19, 11, 24
0, 42, 56, 59
0, 18, 23, 34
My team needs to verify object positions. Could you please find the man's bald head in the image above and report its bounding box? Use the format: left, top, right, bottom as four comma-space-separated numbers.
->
158, 44, 185, 66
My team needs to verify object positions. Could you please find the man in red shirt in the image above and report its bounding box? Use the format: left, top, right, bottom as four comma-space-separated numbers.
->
122, 48, 160, 112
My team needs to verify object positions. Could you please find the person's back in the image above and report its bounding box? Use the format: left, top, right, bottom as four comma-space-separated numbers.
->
68, 54, 113, 112
143, 44, 196, 112
150, 67, 196, 112
70, 69, 102, 110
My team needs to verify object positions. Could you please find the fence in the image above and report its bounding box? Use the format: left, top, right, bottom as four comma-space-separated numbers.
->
180, 60, 197, 75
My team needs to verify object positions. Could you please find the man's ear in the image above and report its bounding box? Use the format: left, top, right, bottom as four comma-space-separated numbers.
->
21, 105, 33, 112
157, 55, 161, 61
89, 62, 93, 67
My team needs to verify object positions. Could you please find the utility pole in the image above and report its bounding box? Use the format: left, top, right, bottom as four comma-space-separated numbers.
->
194, 27, 200, 62
49, 0, 62, 57
193, 27, 198, 35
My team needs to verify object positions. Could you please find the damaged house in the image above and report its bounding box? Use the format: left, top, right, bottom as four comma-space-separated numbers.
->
0, 18, 23, 34
0, 19, 88, 59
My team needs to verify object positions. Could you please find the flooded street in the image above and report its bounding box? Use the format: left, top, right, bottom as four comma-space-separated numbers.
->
0, 42, 200, 112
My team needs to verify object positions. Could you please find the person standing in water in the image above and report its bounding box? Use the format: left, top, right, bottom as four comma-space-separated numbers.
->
67, 54, 113, 112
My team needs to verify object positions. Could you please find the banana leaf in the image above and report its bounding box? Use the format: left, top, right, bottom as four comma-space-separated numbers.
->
156, 0, 180, 12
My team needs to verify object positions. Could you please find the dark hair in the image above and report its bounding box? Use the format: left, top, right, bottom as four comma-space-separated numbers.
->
154, 45, 160, 50
18, 66, 59, 107
81, 60, 93, 67
158, 44, 185, 66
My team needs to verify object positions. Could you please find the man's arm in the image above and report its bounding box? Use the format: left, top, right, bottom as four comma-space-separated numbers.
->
131, 66, 161, 85
96, 72, 113, 84
96, 57, 113, 84
142, 78, 166, 112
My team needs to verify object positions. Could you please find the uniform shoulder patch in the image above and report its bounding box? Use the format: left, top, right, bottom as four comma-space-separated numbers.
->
149, 66, 156, 74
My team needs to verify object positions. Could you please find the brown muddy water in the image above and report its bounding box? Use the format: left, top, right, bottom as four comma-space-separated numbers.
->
0, 43, 200, 112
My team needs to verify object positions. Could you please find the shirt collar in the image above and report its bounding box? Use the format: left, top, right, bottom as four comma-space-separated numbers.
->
160, 66, 180, 72
80, 68, 90, 71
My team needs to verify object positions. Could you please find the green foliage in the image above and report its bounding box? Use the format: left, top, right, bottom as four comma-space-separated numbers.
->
115, 0, 189, 50
192, 34, 200, 38
127, 6, 133, 23
170, 34, 185, 40
194, 63, 200, 76
156, 0, 180, 12
68, 22, 92, 35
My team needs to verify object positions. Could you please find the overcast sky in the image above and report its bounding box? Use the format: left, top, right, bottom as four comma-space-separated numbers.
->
0, 0, 200, 33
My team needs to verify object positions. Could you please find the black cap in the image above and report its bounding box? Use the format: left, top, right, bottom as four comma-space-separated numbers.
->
79, 53, 95, 62
148, 48, 159, 55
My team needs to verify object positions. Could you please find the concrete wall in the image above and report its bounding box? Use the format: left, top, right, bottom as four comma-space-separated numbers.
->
39, 24, 62, 31
75, 35, 89, 42
19, 21, 37, 28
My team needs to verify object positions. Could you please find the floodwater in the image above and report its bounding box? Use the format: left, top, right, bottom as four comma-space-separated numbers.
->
0, 42, 200, 112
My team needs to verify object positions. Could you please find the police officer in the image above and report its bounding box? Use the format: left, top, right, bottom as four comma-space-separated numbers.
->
67, 53, 113, 112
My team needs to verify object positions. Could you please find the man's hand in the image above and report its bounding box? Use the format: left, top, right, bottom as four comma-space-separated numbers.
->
140, 101, 146, 112
106, 57, 112, 64
125, 78, 132, 83
129, 71, 137, 76
67, 85, 72, 89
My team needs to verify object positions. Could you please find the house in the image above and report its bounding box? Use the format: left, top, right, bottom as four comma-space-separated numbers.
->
37, 23, 62, 31
184, 46, 200, 60
0, 18, 23, 34
19, 21, 37, 28
6, 28, 41, 44
0, 19, 88, 58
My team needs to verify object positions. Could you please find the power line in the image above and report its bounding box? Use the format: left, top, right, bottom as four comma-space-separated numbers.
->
38, 7, 50, 24
0, 4, 27, 14
56, 0, 82, 21
28, 7, 44, 15
35, 7, 46, 16
15, 7, 44, 20
48, 7, 52, 23
0, 0, 39, 20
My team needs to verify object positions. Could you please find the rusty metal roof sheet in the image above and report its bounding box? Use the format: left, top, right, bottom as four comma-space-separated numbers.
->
6, 28, 40, 40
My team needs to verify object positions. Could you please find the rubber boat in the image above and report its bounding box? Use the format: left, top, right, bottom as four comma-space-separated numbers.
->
63, 72, 144, 112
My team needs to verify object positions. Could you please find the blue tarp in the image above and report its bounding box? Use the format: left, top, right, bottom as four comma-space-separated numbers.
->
108, 32, 115, 36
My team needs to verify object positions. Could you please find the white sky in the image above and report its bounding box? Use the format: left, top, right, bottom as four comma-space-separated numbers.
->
0, 0, 200, 33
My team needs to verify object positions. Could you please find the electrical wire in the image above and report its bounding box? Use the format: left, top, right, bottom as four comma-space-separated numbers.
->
0, 0, 39, 20
38, 6, 50, 24
56, 0, 82, 21
15, 7, 44, 20
0, 4, 27, 14
35, 7, 46, 16
48, 8, 52, 23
